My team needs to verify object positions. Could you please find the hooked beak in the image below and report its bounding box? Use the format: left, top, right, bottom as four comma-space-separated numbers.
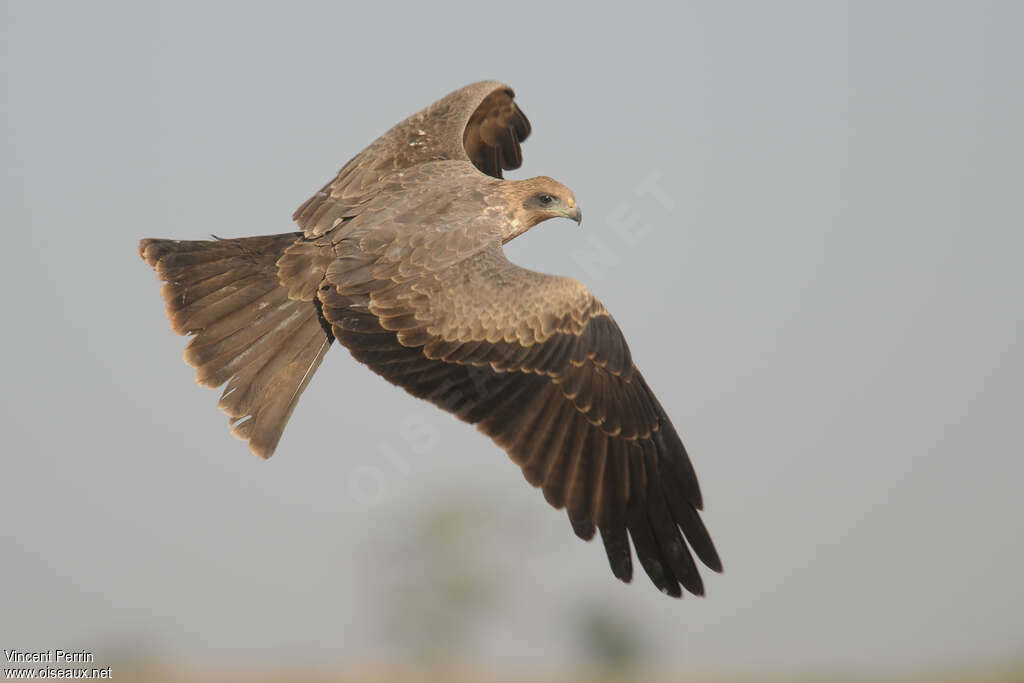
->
564, 205, 582, 225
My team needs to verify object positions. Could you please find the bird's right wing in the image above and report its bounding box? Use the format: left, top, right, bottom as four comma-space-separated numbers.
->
320, 240, 721, 597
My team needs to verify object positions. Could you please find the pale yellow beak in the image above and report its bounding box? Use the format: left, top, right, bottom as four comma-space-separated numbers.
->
564, 199, 582, 224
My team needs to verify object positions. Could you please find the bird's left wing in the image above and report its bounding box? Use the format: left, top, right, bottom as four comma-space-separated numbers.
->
293, 81, 530, 239
320, 240, 721, 597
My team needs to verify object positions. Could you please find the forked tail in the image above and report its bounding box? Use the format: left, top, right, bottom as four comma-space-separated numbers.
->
139, 233, 332, 458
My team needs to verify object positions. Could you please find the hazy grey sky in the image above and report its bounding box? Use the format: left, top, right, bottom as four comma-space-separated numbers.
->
2, 0, 1021, 677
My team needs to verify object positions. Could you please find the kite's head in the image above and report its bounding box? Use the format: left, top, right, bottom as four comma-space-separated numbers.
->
505, 176, 581, 235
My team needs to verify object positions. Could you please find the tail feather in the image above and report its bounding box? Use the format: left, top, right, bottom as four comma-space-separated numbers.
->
226, 328, 330, 457
139, 233, 332, 459
183, 289, 295, 365
184, 289, 296, 372
179, 280, 282, 335
165, 270, 262, 318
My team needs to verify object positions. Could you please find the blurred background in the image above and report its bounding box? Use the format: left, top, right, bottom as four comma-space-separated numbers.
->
2, 1, 1022, 681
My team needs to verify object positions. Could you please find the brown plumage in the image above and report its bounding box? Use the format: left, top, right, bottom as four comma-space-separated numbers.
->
139, 81, 721, 597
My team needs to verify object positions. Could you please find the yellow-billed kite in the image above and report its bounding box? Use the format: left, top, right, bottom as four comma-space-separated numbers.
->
139, 81, 721, 597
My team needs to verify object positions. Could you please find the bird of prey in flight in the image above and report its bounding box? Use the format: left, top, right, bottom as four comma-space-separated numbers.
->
139, 81, 722, 597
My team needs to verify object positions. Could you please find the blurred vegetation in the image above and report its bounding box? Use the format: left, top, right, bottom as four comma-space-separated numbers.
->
78, 493, 1022, 683
572, 602, 645, 674
335, 492, 1022, 683
71, 660, 1024, 683
364, 496, 505, 667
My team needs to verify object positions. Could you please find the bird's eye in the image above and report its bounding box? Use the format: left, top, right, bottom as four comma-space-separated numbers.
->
538, 193, 555, 206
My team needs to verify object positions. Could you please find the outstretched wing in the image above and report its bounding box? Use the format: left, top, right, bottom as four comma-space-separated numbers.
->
320, 240, 722, 597
293, 81, 531, 239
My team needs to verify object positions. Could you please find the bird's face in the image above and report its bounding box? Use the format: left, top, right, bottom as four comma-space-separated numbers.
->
516, 177, 582, 228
